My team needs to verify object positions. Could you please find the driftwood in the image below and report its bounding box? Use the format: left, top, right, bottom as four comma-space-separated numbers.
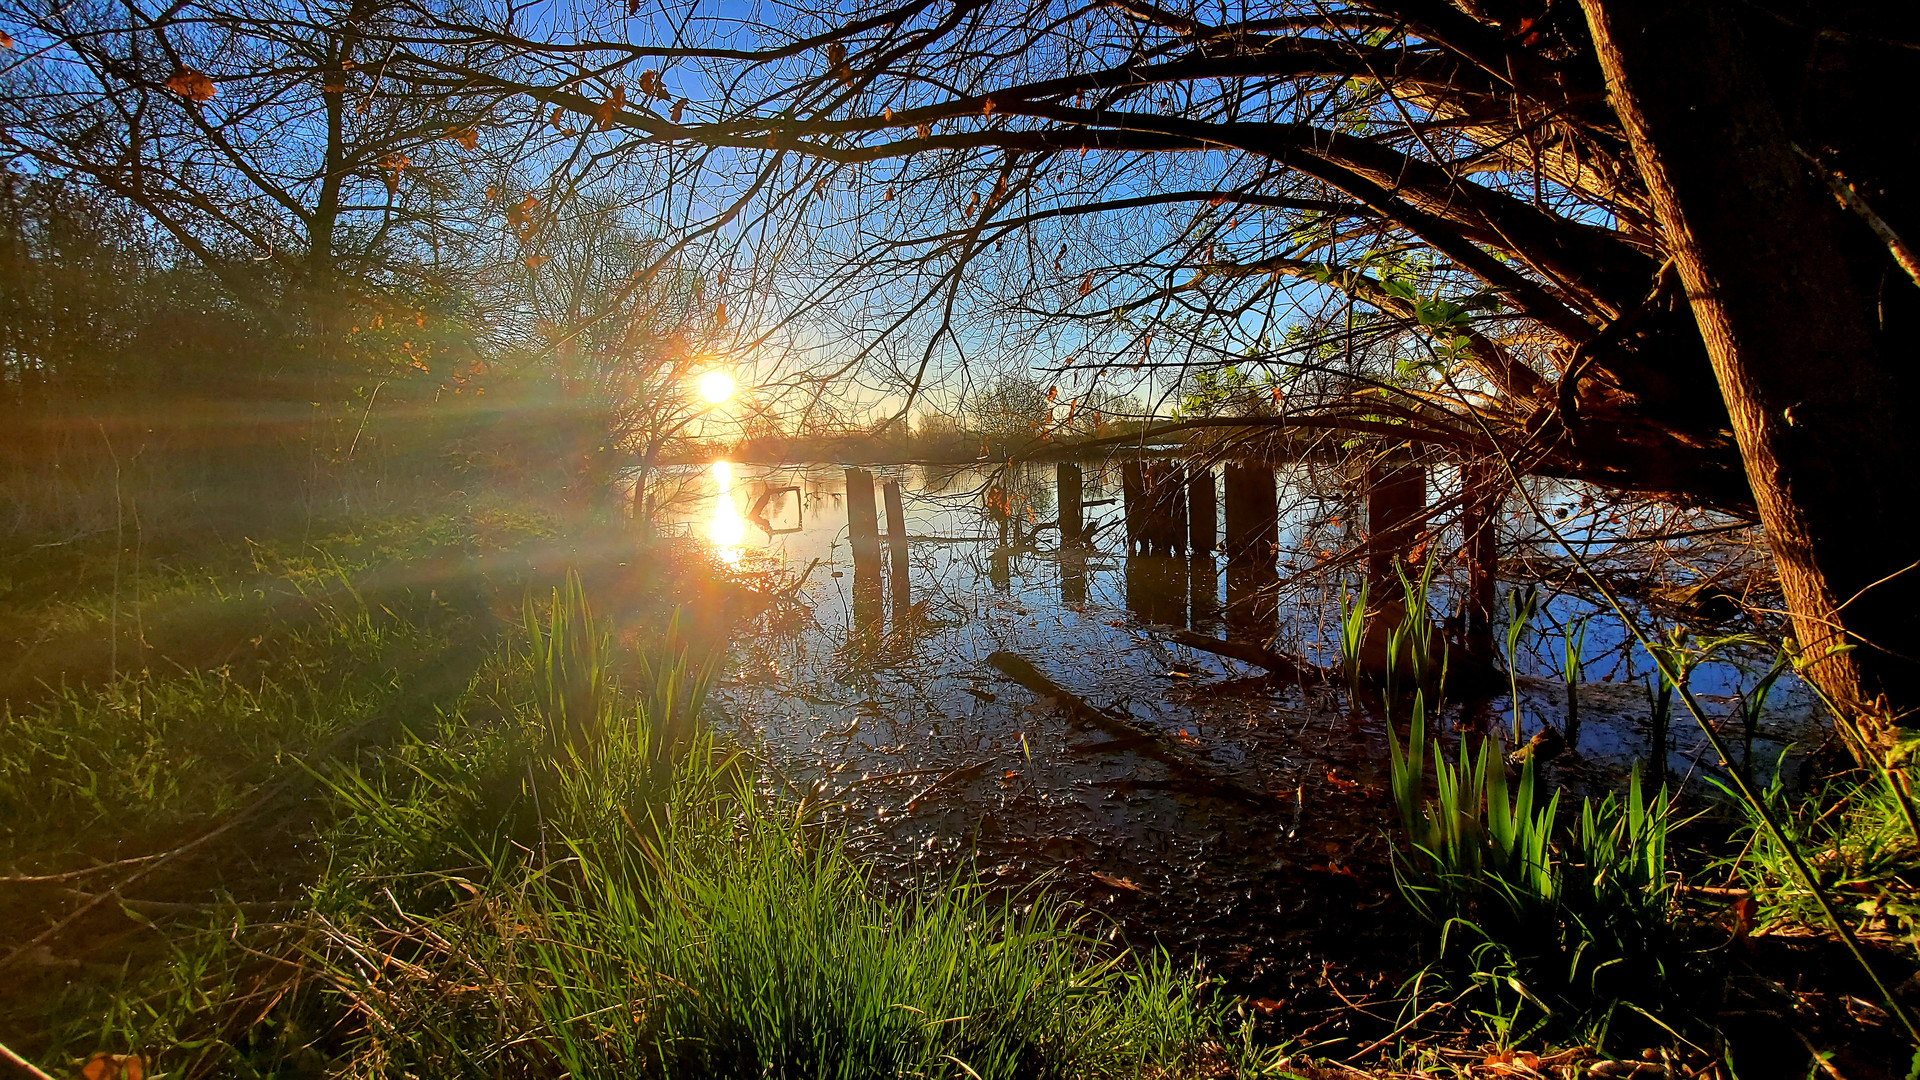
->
986, 650, 1272, 805
1165, 630, 1329, 685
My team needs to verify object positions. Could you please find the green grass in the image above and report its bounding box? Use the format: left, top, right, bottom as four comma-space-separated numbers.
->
1722, 758, 1920, 943
1387, 697, 1689, 1048
295, 574, 1227, 1079
12, 561, 1234, 1080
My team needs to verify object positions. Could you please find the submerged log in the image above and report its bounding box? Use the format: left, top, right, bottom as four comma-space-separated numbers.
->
1165, 630, 1328, 685
986, 650, 1271, 804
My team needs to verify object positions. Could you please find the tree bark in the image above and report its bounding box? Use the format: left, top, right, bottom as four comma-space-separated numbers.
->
1581, 0, 1920, 757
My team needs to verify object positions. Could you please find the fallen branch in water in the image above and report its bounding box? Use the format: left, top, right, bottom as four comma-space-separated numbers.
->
1165, 630, 1329, 685
986, 651, 1272, 806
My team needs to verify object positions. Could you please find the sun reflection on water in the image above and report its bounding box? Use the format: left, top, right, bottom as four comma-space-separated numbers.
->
709, 460, 746, 565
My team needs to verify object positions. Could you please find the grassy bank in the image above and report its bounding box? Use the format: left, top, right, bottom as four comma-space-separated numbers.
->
9, 506, 1920, 1079
1, 510, 1236, 1079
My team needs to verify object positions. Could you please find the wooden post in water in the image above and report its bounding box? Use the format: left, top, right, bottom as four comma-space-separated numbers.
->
845, 468, 882, 569
1365, 455, 1427, 598
1161, 465, 1189, 556
1121, 461, 1146, 554
1222, 463, 1278, 564
1057, 462, 1084, 547
1222, 463, 1279, 645
1188, 465, 1216, 554
846, 468, 884, 649
882, 478, 911, 624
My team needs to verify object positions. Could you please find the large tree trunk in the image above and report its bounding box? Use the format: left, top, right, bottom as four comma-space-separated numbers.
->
1580, 0, 1920, 759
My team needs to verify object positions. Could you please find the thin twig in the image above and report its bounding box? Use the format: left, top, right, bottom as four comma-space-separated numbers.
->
1345, 988, 1473, 1061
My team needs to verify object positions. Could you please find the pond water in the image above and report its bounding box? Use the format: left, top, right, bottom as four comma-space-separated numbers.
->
643, 457, 1826, 996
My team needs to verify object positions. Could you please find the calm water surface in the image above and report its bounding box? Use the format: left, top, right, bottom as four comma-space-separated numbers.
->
642, 458, 1823, 991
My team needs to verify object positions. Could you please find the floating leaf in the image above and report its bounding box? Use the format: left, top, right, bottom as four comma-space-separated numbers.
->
165, 66, 217, 102
0, 29, 16, 48
714, 302, 727, 326
671, 97, 687, 123
980, 97, 996, 116
524, 254, 551, 270
1079, 273, 1093, 296
916, 122, 931, 139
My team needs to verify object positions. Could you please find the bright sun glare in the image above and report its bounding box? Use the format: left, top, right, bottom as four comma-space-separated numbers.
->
697, 370, 736, 405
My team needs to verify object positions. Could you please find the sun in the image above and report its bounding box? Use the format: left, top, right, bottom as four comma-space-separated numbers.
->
697, 370, 736, 405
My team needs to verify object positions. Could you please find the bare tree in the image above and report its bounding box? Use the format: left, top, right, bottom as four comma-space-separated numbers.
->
378, 0, 1918, 753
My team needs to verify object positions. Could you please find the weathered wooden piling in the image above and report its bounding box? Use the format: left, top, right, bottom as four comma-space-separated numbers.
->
1121, 461, 1146, 553
1222, 463, 1278, 564
883, 478, 911, 625
1152, 464, 1189, 556
1057, 462, 1084, 547
845, 467, 882, 568
1188, 466, 1216, 554
1125, 462, 1189, 556
1365, 455, 1427, 596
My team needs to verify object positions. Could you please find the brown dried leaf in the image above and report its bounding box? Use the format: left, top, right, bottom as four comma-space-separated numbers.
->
81, 1054, 143, 1080
165, 66, 216, 103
